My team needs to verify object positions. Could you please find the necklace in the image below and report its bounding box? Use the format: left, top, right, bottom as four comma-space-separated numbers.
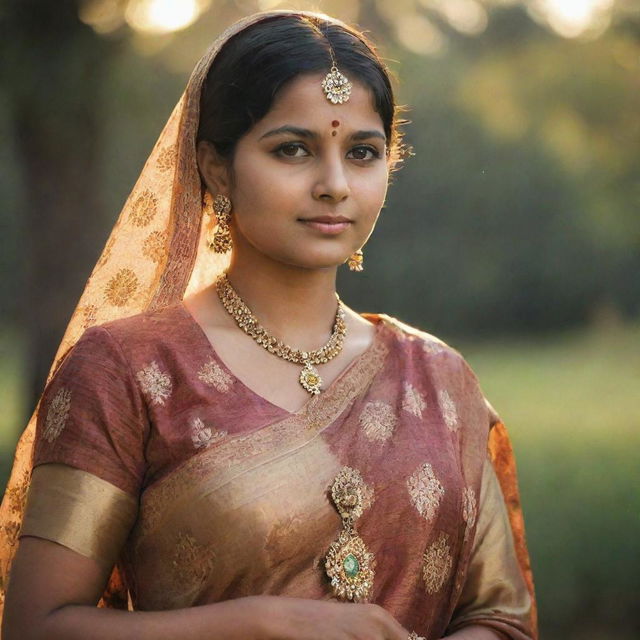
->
215, 273, 347, 395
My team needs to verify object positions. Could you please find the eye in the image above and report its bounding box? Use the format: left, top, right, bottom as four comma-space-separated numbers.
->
273, 142, 309, 158
347, 145, 382, 161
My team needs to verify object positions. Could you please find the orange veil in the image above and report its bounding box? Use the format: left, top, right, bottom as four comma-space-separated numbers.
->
0, 9, 536, 635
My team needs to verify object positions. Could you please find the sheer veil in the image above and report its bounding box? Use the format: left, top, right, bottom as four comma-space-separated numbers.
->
0, 10, 536, 632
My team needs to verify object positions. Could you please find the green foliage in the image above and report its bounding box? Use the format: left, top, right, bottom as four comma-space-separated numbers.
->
463, 324, 640, 640
341, 6, 640, 337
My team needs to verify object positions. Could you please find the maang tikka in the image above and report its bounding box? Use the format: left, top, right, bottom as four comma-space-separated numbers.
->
205, 191, 233, 253
321, 49, 352, 104
306, 19, 352, 105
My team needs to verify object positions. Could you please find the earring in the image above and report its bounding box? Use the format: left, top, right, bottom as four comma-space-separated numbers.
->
347, 249, 364, 272
206, 193, 233, 253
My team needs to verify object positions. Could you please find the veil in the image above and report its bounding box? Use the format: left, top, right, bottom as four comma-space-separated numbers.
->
0, 9, 536, 633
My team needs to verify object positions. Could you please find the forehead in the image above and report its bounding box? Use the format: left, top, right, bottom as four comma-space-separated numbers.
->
253, 73, 384, 133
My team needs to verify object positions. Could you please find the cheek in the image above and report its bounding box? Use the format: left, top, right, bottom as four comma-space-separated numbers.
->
355, 169, 389, 214
232, 155, 293, 211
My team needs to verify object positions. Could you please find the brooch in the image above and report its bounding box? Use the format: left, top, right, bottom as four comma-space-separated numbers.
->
324, 466, 375, 602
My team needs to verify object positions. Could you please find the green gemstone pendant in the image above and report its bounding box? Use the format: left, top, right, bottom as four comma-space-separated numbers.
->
343, 553, 360, 577
324, 529, 375, 602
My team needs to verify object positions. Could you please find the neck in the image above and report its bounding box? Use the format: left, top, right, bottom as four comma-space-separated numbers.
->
224, 255, 342, 351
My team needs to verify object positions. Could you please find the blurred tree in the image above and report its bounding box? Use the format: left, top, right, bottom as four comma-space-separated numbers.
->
1, 0, 639, 392
0, 0, 120, 405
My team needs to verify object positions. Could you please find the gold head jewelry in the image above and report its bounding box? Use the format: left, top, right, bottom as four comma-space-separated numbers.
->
215, 273, 347, 395
324, 466, 375, 602
347, 249, 364, 272
305, 18, 352, 104
322, 62, 352, 104
208, 194, 233, 253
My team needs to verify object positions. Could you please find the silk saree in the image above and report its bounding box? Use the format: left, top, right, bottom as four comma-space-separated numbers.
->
18, 302, 534, 639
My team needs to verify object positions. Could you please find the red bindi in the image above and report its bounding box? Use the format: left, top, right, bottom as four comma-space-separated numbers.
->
331, 120, 340, 127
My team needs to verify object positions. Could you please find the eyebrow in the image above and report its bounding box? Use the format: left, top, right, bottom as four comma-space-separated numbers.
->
259, 125, 386, 143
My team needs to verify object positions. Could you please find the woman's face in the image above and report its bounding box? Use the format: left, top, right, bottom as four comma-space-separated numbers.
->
199, 72, 390, 271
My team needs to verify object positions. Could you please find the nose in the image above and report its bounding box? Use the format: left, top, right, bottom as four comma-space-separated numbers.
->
311, 151, 350, 203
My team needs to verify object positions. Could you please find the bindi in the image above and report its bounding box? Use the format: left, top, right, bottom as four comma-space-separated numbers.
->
331, 120, 340, 136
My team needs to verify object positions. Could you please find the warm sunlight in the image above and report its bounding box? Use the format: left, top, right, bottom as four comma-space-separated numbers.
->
421, 0, 489, 36
125, 0, 210, 34
530, 0, 614, 38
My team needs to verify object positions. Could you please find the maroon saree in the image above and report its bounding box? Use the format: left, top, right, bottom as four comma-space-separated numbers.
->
18, 304, 535, 639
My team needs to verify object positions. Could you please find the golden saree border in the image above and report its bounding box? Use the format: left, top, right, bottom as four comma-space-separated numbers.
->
19, 463, 137, 569
449, 459, 533, 639
489, 422, 538, 639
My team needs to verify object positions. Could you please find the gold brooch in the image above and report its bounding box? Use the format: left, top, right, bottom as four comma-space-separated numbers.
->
324, 467, 375, 602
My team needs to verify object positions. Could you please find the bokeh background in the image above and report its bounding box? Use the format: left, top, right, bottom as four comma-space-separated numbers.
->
1, 0, 638, 637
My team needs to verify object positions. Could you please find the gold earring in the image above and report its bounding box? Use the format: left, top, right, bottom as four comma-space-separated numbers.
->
207, 194, 232, 253
348, 249, 364, 272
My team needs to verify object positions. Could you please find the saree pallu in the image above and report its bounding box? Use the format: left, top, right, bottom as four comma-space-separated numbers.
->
18, 304, 535, 639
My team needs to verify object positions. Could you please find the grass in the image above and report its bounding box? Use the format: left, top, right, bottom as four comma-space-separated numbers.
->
461, 324, 640, 640
1, 322, 638, 638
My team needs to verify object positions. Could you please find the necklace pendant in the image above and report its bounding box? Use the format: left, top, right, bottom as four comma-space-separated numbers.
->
299, 361, 322, 395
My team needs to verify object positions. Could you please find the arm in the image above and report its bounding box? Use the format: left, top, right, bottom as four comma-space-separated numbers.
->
446, 626, 507, 639
446, 458, 533, 640
2, 536, 267, 640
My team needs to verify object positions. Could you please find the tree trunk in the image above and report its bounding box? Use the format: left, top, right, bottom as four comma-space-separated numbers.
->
1, 0, 116, 406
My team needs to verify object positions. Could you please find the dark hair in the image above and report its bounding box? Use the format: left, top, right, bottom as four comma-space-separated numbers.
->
197, 14, 410, 178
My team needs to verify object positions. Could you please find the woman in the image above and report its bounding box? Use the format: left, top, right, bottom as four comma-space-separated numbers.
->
0, 10, 536, 640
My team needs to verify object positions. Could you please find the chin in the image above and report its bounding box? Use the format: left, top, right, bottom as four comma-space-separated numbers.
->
279, 251, 351, 272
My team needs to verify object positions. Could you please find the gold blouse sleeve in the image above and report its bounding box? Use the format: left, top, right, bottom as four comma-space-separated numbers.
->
448, 458, 534, 640
19, 463, 138, 569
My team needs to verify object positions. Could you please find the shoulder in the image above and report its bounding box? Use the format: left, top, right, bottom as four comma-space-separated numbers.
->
376, 314, 500, 443
60, 304, 188, 385
74, 303, 186, 357
374, 312, 492, 413
96, 303, 185, 343
373, 313, 465, 363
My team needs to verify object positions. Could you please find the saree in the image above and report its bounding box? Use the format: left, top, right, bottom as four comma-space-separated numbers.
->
0, 9, 537, 639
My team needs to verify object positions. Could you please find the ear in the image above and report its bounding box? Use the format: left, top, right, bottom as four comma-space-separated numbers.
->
196, 140, 231, 195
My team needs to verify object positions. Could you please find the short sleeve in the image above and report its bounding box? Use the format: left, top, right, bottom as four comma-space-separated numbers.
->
19, 326, 150, 567
32, 325, 149, 495
448, 458, 534, 640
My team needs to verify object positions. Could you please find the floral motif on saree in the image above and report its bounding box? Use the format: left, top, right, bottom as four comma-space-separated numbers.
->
43, 387, 72, 443
359, 400, 397, 442
462, 487, 478, 542
197, 358, 233, 392
438, 389, 459, 431
402, 382, 427, 418
136, 361, 173, 406
422, 532, 453, 595
407, 462, 446, 522
190, 417, 227, 449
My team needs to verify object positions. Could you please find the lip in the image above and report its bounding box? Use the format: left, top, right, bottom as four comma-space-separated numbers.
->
302, 215, 352, 223
299, 216, 352, 235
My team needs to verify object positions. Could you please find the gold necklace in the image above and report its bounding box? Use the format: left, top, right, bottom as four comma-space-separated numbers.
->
215, 273, 347, 395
